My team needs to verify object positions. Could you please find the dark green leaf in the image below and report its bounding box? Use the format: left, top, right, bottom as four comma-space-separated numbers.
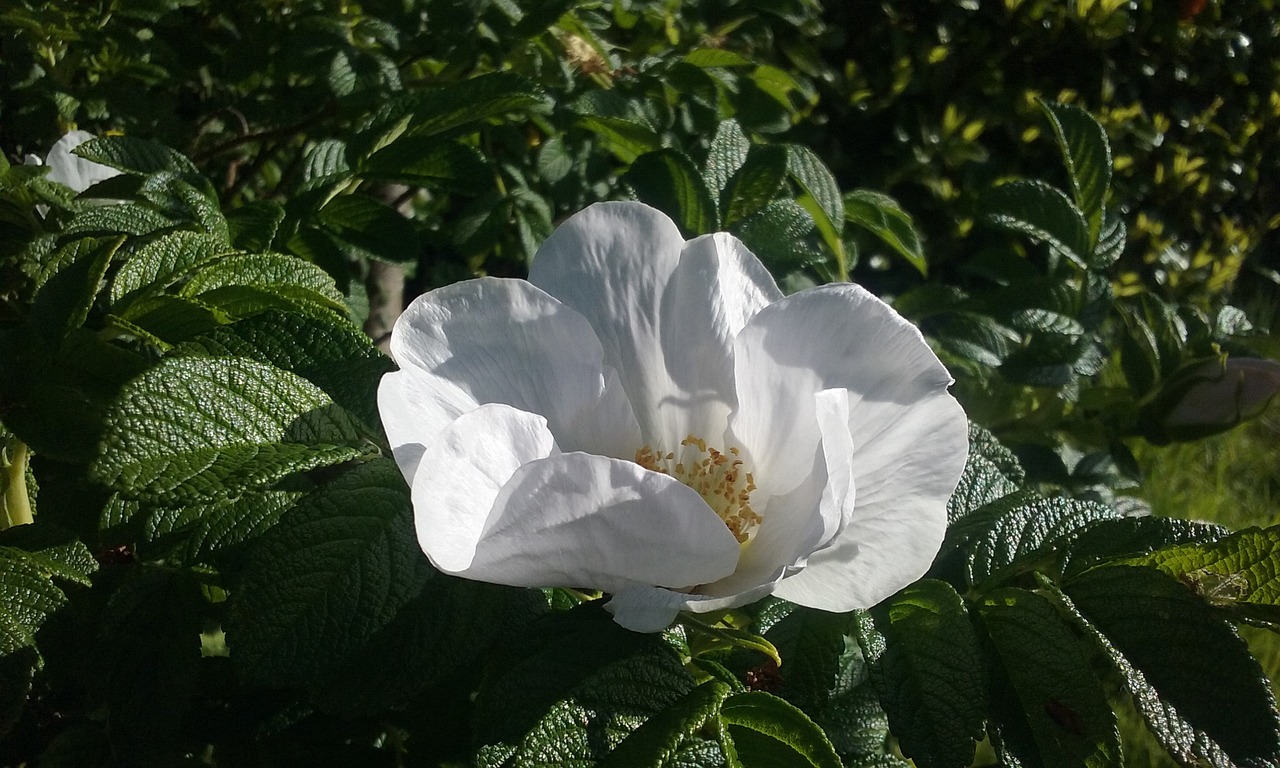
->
1038, 101, 1112, 244
62, 203, 176, 238
734, 199, 820, 270
983, 180, 1091, 267
603, 681, 731, 768
579, 115, 665, 164
785, 145, 844, 257
0, 524, 97, 656
180, 251, 346, 307
138, 488, 303, 565
946, 424, 1025, 525
361, 137, 490, 191
29, 236, 119, 346
315, 194, 420, 264
843, 189, 926, 276
300, 139, 351, 191
624, 149, 719, 236
705, 120, 751, 198
978, 588, 1120, 768
110, 231, 233, 306
227, 459, 428, 689
952, 495, 1119, 584
1128, 525, 1280, 620
868, 580, 984, 768
1064, 565, 1280, 766
1062, 516, 1228, 576
92, 357, 369, 502
721, 145, 789, 228
720, 690, 842, 768
226, 200, 286, 252
74, 136, 199, 178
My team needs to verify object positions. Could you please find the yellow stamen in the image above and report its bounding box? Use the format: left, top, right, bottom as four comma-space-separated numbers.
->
634, 434, 763, 543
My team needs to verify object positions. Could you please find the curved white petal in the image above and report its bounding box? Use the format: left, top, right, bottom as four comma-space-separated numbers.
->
698, 389, 854, 600
773, 392, 968, 611
730, 283, 954, 498
387, 277, 640, 458
44, 131, 120, 193
606, 582, 778, 633
529, 203, 779, 445
460, 452, 741, 593
411, 404, 559, 573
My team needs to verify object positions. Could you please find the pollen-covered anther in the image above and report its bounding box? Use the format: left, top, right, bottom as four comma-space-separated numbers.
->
634, 435, 763, 543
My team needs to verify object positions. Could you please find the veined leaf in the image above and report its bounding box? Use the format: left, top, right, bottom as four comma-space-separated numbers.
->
734, 199, 820, 270
300, 139, 351, 192
624, 149, 719, 236
227, 459, 430, 688
29, 235, 120, 346
983, 180, 1091, 268
843, 190, 926, 277
579, 115, 665, 164
0, 524, 97, 657
392, 71, 551, 139
138, 488, 303, 565
868, 580, 985, 768
115, 294, 229, 343
180, 251, 346, 307
978, 588, 1120, 768
946, 424, 1025, 525
721, 145, 789, 228
785, 145, 844, 259
361, 137, 490, 191
1039, 100, 1112, 245
1063, 565, 1280, 766
720, 690, 843, 768
704, 120, 751, 198
110, 231, 233, 306
225, 200, 286, 252
63, 203, 176, 238
316, 194, 420, 264
1127, 525, 1280, 620
603, 681, 730, 768
1062, 517, 1229, 576
92, 356, 369, 502
75, 136, 200, 178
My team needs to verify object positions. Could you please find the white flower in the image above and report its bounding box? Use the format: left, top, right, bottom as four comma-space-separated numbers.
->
378, 202, 968, 632
25, 130, 121, 194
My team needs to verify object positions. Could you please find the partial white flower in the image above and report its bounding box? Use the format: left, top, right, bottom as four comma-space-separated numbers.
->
379, 201, 968, 632
26, 130, 121, 194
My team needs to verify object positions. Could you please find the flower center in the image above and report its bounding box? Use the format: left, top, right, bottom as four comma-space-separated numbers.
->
634, 435, 762, 543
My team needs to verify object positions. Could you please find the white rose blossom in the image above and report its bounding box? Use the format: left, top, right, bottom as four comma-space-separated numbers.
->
378, 201, 969, 632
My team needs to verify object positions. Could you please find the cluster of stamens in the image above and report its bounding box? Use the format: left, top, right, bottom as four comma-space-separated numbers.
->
635, 435, 762, 543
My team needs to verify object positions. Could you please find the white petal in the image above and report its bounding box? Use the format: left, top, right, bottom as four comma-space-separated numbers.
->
386, 277, 640, 457
730, 283, 954, 497
44, 131, 120, 193
529, 203, 779, 445
606, 582, 778, 633
773, 392, 968, 611
699, 389, 854, 599
460, 452, 741, 593
410, 404, 559, 573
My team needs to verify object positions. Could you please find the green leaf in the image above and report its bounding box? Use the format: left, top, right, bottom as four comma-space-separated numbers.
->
734, 199, 820, 270
950, 495, 1120, 585
1063, 565, 1280, 765
62, 203, 176, 238
946, 424, 1025, 525
300, 139, 351, 192
983, 179, 1092, 267
226, 200, 286, 252
705, 120, 751, 198
0, 524, 97, 657
114, 294, 229, 344
867, 581, 984, 768
175, 309, 392, 431
603, 681, 731, 768
0, 647, 36, 739
227, 458, 430, 688
683, 49, 755, 68
1062, 516, 1228, 576
785, 145, 844, 259
29, 235, 120, 346
133, 488, 303, 565
1127, 525, 1280, 620
624, 149, 719, 236
361, 137, 490, 191
180, 251, 346, 308
721, 145, 789, 228
394, 71, 552, 139
1038, 101, 1112, 245
843, 189, 927, 277
977, 588, 1120, 768
315, 194, 420, 264
110, 231, 233, 306
474, 607, 694, 753
931, 311, 1022, 368
720, 690, 842, 768
92, 356, 369, 502
579, 114, 665, 164
137, 173, 228, 240
1092, 207, 1126, 268
74, 136, 200, 178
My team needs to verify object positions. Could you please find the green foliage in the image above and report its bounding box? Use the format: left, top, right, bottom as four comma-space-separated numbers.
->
1, 2, 1278, 766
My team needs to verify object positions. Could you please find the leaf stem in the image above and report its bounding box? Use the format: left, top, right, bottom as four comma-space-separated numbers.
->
3, 439, 34, 529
